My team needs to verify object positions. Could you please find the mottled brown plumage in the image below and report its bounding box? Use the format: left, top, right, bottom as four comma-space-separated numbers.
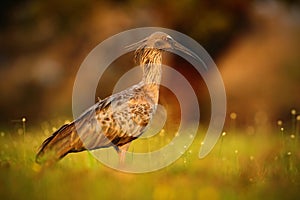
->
36, 32, 199, 164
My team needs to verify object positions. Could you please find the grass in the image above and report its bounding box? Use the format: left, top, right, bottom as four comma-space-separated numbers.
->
0, 118, 300, 200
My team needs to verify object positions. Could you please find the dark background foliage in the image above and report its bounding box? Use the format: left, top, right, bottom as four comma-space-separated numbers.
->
0, 0, 299, 128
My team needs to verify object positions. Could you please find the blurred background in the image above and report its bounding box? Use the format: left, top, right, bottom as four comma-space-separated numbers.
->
0, 0, 299, 130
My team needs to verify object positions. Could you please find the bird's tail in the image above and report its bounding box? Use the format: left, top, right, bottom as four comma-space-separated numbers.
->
36, 122, 85, 164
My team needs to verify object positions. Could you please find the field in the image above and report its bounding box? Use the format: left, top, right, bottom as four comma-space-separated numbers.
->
0, 118, 300, 200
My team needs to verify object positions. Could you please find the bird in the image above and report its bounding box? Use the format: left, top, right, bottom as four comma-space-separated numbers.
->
36, 31, 201, 165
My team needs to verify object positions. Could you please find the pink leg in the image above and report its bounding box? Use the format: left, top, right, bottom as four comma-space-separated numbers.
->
118, 143, 131, 165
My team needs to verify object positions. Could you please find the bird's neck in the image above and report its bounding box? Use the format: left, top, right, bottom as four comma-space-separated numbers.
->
137, 49, 162, 104
140, 50, 162, 85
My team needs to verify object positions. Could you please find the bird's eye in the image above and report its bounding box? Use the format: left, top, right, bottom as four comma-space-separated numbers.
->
155, 41, 164, 47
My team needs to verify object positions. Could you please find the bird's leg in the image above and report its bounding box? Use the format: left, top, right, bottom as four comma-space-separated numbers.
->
118, 142, 131, 165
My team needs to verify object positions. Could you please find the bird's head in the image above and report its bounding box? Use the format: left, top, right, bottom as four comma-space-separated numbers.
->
145, 32, 175, 50
126, 32, 201, 64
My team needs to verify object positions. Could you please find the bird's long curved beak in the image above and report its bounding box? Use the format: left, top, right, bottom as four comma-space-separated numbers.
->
170, 40, 207, 70
172, 41, 201, 64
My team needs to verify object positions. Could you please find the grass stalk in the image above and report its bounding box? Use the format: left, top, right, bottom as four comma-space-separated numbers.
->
22, 117, 26, 164
218, 131, 226, 160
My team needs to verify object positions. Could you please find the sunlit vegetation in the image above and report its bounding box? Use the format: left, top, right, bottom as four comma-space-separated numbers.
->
0, 111, 299, 200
